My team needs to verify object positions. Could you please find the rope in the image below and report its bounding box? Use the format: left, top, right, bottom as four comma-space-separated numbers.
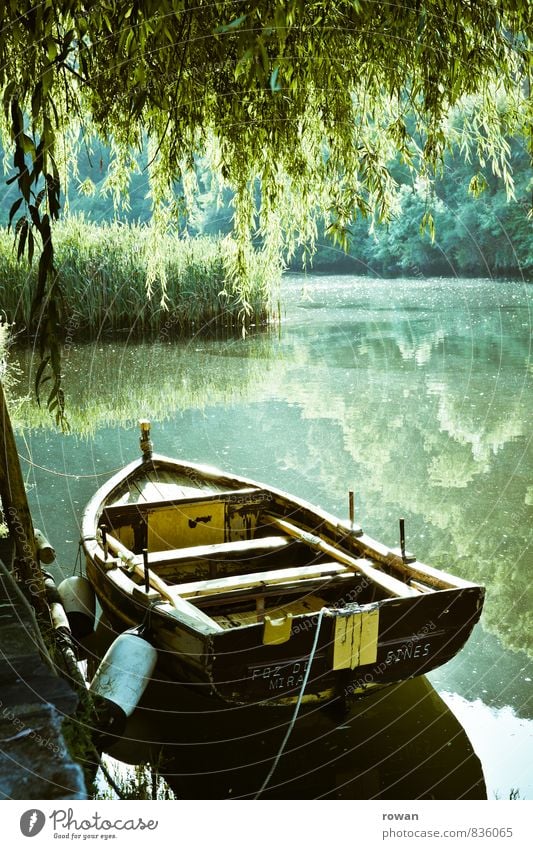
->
93, 749, 127, 800
254, 606, 326, 799
73, 543, 83, 576
17, 452, 126, 479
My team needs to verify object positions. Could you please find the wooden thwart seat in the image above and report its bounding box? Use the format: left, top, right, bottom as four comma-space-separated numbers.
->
176, 560, 354, 600
132, 535, 295, 568
101, 531, 223, 632
101, 512, 419, 626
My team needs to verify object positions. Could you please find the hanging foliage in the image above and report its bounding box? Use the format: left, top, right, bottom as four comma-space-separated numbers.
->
0, 1, 531, 425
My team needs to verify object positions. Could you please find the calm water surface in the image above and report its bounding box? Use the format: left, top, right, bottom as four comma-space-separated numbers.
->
11, 274, 532, 799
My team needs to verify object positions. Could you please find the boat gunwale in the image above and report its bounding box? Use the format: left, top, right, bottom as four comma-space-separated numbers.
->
79, 444, 485, 707
81, 452, 483, 598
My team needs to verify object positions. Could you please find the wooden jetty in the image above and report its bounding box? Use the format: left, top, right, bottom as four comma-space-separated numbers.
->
0, 535, 87, 799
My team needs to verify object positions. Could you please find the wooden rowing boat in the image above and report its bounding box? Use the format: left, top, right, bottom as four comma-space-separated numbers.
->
81, 422, 484, 708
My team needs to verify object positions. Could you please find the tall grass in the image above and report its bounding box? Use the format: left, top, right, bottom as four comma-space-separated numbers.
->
0, 219, 278, 340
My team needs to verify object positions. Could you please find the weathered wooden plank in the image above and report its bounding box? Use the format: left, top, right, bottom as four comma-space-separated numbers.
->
264, 516, 420, 598
103, 532, 223, 632
177, 560, 351, 598
134, 535, 296, 567
194, 573, 356, 607
214, 595, 326, 629
409, 578, 434, 593
102, 487, 269, 523
0, 383, 49, 621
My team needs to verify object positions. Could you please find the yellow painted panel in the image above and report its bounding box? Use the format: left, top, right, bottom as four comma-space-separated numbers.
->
116, 524, 135, 552
333, 609, 380, 670
263, 614, 293, 645
333, 615, 354, 671
359, 607, 379, 666
147, 501, 225, 550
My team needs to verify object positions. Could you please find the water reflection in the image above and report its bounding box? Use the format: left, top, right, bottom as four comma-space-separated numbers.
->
438, 691, 533, 800
12, 335, 276, 433
272, 277, 532, 661
8, 274, 532, 797
105, 674, 486, 800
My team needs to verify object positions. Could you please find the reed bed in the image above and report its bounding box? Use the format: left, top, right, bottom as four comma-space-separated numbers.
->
0, 219, 276, 340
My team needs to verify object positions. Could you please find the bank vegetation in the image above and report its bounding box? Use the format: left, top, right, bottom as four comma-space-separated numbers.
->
0, 220, 277, 341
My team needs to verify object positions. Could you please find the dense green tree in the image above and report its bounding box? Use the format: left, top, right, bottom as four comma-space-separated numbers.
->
0, 1, 531, 421
291, 136, 532, 278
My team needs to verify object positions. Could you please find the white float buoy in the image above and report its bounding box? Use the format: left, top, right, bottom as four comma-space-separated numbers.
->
89, 632, 158, 741
57, 575, 96, 639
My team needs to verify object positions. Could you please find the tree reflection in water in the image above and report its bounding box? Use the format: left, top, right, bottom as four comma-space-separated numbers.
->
10, 274, 531, 798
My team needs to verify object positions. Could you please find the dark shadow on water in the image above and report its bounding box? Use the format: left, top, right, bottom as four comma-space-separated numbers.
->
104, 670, 486, 800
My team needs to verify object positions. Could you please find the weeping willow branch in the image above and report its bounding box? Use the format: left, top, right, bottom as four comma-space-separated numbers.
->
0, 1, 530, 419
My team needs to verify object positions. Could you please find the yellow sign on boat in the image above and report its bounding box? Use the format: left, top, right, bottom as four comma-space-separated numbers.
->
333, 608, 379, 670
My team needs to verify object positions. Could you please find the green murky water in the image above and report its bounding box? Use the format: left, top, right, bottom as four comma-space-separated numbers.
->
10, 274, 532, 799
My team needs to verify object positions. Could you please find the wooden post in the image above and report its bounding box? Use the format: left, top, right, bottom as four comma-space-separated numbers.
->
399, 517, 406, 561
0, 379, 50, 624
142, 548, 150, 593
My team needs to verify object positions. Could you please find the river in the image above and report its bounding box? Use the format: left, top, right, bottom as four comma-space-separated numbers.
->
9, 274, 532, 799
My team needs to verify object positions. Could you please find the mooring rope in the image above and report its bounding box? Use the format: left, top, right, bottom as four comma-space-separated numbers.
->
254, 606, 327, 800
92, 749, 128, 800
17, 452, 126, 479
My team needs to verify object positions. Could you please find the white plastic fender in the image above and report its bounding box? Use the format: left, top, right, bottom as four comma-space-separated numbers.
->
57, 575, 96, 639
89, 632, 158, 719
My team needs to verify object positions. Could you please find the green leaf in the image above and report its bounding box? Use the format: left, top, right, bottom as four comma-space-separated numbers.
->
468, 173, 488, 197
16, 218, 28, 261
8, 197, 23, 229
31, 82, 42, 121
28, 203, 41, 228
34, 356, 51, 406
27, 228, 35, 266
420, 211, 435, 242
46, 36, 58, 62
21, 133, 35, 155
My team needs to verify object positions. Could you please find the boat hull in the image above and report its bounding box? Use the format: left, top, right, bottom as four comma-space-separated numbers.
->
86, 554, 483, 707
82, 449, 484, 708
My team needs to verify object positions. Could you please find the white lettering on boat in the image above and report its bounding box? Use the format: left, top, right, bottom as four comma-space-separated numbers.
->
249, 659, 309, 689
385, 642, 431, 664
